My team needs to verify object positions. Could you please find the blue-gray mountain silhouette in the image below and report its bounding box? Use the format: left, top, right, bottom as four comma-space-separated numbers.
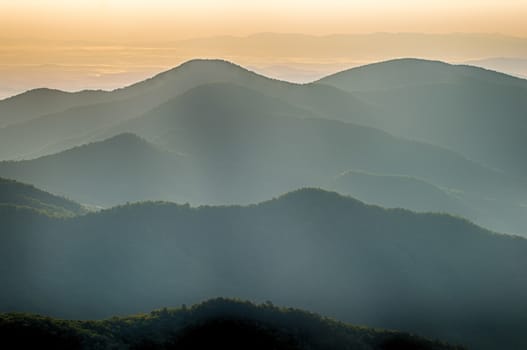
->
0, 298, 465, 350
0, 188, 525, 350
317, 58, 527, 178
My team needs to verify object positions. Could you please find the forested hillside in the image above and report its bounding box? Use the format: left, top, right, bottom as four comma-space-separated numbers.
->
0, 177, 85, 216
1, 188, 525, 349
0, 298, 464, 350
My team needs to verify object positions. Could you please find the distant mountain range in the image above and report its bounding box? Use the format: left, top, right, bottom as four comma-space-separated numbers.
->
317, 58, 527, 178
1, 55, 526, 350
463, 57, 527, 79
0, 298, 463, 350
325, 170, 470, 216
4, 32, 526, 100
0, 60, 373, 160
1, 184, 526, 350
2, 58, 526, 181
0, 111, 522, 233
0, 58, 525, 235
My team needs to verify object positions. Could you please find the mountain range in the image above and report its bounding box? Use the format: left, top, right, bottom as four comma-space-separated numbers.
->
318, 58, 527, 178
0, 59, 525, 235
1, 57, 526, 350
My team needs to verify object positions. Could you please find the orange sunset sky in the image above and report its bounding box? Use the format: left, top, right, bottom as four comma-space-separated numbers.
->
1, 0, 527, 98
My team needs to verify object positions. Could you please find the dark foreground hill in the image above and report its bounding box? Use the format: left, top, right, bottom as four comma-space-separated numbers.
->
0, 177, 85, 216
0, 298, 463, 350
1, 188, 525, 349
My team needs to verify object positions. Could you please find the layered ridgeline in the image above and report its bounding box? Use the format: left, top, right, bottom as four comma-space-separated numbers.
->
316, 58, 527, 178
0, 60, 374, 160
0, 298, 463, 350
0, 88, 110, 128
0, 80, 525, 234
326, 170, 470, 216
1, 187, 526, 350
0, 84, 505, 203
2, 58, 526, 180
0, 134, 190, 206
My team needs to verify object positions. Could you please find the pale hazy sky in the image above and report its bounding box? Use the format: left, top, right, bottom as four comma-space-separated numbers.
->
1, 0, 527, 98
2, 0, 527, 39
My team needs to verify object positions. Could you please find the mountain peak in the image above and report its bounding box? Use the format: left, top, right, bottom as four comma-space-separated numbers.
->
317, 57, 527, 92
30, 133, 156, 162
316, 58, 456, 91
101, 132, 146, 145
118, 58, 276, 96
269, 188, 365, 208
153, 59, 253, 81
1, 87, 69, 102
177, 58, 241, 69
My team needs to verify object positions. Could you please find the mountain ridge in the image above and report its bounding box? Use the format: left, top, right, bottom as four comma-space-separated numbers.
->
1, 187, 525, 349
317, 58, 527, 93
0, 176, 85, 217
0, 133, 189, 206
316, 58, 527, 178
1, 89, 523, 234
4, 57, 525, 103
0, 298, 464, 350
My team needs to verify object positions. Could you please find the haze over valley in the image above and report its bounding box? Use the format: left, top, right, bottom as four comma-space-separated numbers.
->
1, 1, 526, 349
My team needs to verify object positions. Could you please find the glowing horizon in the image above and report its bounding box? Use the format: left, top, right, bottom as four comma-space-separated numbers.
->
2, 0, 527, 40
1, 0, 527, 98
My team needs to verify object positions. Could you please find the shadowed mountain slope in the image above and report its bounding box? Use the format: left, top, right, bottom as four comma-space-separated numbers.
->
0, 60, 374, 160
0, 298, 463, 350
1, 83, 524, 233
113, 83, 508, 198
84, 83, 527, 234
0, 177, 85, 216
0, 134, 190, 206
0, 84, 513, 203
0, 188, 525, 349
0, 88, 111, 128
